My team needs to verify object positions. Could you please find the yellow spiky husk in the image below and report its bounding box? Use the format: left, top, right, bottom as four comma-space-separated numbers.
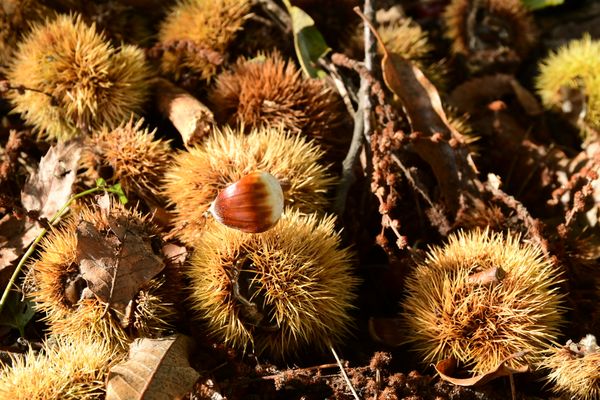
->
0, 334, 120, 400
80, 117, 172, 200
158, 0, 251, 82
541, 335, 600, 400
208, 52, 347, 154
536, 35, 600, 140
187, 210, 359, 358
444, 0, 536, 60
162, 125, 336, 246
402, 228, 565, 374
27, 202, 179, 350
379, 18, 432, 60
6, 14, 152, 140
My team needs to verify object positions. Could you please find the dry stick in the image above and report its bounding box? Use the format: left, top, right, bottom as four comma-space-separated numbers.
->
483, 180, 550, 257
361, 0, 376, 142
509, 373, 517, 400
391, 153, 435, 209
320, 59, 356, 118
333, 0, 376, 216
260, 363, 339, 380
330, 346, 360, 400
334, 106, 364, 215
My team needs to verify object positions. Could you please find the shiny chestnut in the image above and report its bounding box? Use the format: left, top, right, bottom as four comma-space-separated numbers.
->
209, 171, 284, 233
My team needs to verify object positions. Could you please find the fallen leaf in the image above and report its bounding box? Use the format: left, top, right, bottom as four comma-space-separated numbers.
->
449, 74, 542, 116
384, 52, 455, 139
508, 78, 543, 116
106, 335, 199, 400
434, 352, 529, 387
21, 138, 83, 220
154, 78, 215, 147
0, 140, 82, 287
354, 7, 478, 215
161, 243, 187, 266
283, 0, 330, 78
76, 216, 165, 326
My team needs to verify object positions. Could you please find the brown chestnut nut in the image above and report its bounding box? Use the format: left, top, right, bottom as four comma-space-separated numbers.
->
209, 171, 284, 233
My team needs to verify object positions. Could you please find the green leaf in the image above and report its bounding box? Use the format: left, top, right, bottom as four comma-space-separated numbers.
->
0, 291, 35, 336
283, 0, 330, 78
521, 0, 564, 10
96, 177, 107, 188
110, 183, 128, 205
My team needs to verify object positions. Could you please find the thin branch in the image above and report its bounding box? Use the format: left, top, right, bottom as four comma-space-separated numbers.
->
320, 59, 356, 117
361, 0, 375, 142
334, 105, 364, 215
331, 346, 360, 400
333, 0, 376, 216
260, 363, 339, 380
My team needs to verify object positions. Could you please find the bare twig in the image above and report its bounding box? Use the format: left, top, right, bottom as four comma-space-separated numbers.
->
334, 106, 364, 215
361, 0, 375, 142
261, 363, 339, 380
331, 346, 360, 400
391, 153, 434, 208
0, 80, 57, 105
333, 0, 376, 216
320, 59, 356, 117
482, 179, 550, 257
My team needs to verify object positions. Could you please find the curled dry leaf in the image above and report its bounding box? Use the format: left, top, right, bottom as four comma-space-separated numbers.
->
154, 78, 215, 147
450, 74, 542, 116
0, 139, 82, 285
106, 335, 200, 400
76, 215, 165, 326
435, 351, 529, 387
161, 243, 188, 266
467, 266, 507, 286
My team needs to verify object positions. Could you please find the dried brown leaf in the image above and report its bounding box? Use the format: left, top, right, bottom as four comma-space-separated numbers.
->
384, 52, 455, 139
76, 216, 165, 325
354, 7, 454, 139
0, 140, 81, 285
106, 335, 199, 400
161, 243, 187, 266
508, 78, 543, 116
21, 139, 83, 220
0, 215, 39, 288
435, 352, 529, 387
